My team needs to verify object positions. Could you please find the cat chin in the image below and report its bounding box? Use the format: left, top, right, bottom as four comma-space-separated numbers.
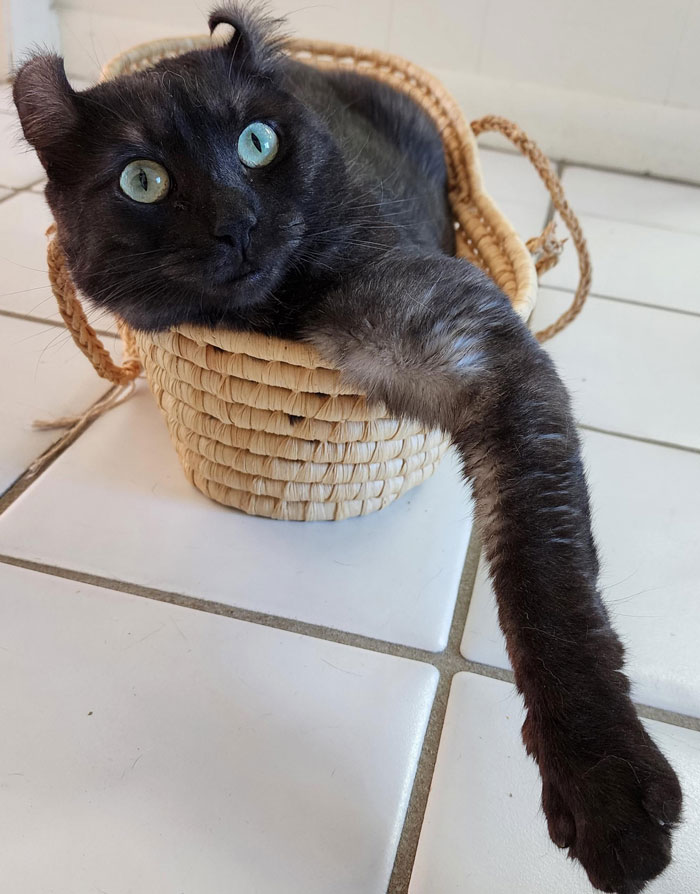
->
108, 276, 278, 333
206, 267, 265, 295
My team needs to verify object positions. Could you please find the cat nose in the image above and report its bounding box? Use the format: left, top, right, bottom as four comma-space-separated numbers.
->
214, 215, 256, 260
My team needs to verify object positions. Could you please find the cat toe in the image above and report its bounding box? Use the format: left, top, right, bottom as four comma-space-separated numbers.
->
541, 779, 576, 849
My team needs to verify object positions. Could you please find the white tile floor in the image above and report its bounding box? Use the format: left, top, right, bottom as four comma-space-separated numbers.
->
409, 674, 700, 894
0, 112, 45, 189
0, 389, 472, 650
1, 80, 699, 894
0, 562, 437, 894
462, 429, 700, 717
0, 315, 118, 493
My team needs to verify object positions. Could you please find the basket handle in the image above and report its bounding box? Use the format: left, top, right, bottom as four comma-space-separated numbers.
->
470, 115, 592, 342
46, 225, 142, 384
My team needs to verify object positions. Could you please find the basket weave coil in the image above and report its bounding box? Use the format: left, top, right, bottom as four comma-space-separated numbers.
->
45, 35, 591, 522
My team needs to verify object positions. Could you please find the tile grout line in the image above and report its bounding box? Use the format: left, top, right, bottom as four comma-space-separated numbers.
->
578, 423, 700, 458
636, 702, 700, 733
0, 177, 46, 198
1, 540, 698, 894
0, 308, 67, 329
0, 533, 503, 893
0, 539, 505, 692
0, 306, 117, 338
0, 549, 695, 739
543, 160, 564, 229
558, 155, 700, 189
386, 530, 483, 894
538, 283, 700, 321
557, 208, 700, 239
0, 384, 120, 515
0, 551, 450, 665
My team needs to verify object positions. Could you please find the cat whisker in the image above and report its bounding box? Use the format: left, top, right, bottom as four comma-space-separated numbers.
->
0, 255, 48, 274
0, 285, 55, 298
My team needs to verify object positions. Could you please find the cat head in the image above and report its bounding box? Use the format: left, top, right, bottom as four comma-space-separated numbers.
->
12, 4, 348, 331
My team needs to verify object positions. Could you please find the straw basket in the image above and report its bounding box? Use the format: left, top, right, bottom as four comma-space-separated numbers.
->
45, 35, 590, 521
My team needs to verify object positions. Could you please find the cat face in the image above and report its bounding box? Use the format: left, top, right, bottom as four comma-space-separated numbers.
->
13, 6, 346, 331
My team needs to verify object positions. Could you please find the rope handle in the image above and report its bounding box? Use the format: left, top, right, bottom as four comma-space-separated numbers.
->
46, 225, 142, 384
470, 115, 592, 342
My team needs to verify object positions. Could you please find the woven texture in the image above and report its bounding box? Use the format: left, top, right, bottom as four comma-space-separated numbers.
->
44, 35, 590, 521
135, 325, 450, 520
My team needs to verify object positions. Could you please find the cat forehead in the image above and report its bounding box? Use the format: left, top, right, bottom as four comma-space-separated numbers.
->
77, 66, 293, 181
142, 64, 253, 111
92, 57, 277, 125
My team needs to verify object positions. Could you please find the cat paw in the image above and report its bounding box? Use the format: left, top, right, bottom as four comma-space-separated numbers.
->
534, 722, 682, 893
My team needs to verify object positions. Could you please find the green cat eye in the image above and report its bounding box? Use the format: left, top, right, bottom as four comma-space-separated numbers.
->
237, 122, 279, 168
119, 159, 170, 203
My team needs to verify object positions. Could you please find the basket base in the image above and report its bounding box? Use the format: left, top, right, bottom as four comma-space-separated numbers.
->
183, 459, 445, 522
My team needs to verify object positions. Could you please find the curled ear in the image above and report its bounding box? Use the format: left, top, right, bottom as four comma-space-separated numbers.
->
208, 3, 287, 77
13, 54, 78, 167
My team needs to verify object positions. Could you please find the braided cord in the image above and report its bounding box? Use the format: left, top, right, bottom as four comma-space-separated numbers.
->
471, 115, 592, 341
46, 226, 141, 384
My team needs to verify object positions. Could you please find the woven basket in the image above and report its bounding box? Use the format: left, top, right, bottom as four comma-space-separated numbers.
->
44, 35, 591, 522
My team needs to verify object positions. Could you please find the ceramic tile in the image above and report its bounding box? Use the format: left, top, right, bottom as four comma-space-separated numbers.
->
29, 180, 47, 194
0, 191, 118, 332
0, 191, 60, 320
0, 387, 473, 650
0, 113, 45, 188
478, 148, 553, 210
529, 288, 700, 450
560, 165, 700, 234
409, 672, 700, 894
494, 199, 548, 247
0, 562, 437, 894
544, 182, 700, 314
0, 186, 11, 200
0, 315, 118, 494
477, 148, 551, 243
546, 212, 700, 313
461, 429, 700, 717
529, 284, 571, 333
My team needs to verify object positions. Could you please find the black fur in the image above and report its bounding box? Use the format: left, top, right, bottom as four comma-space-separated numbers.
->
13, 5, 682, 891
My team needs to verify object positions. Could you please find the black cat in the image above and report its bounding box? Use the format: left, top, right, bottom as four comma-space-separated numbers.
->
13, 5, 683, 892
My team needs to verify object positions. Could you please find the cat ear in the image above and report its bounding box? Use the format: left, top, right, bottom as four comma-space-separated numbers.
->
208, 3, 287, 77
13, 54, 78, 167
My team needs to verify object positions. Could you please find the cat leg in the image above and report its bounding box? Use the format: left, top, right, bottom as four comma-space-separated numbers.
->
305, 251, 682, 894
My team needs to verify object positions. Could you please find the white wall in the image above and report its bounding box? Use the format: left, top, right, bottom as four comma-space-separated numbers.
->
7, 0, 60, 63
53, 0, 700, 181
0, 0, 10, 81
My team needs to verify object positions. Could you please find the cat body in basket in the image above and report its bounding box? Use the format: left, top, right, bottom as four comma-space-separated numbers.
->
13, 4, 682, 892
